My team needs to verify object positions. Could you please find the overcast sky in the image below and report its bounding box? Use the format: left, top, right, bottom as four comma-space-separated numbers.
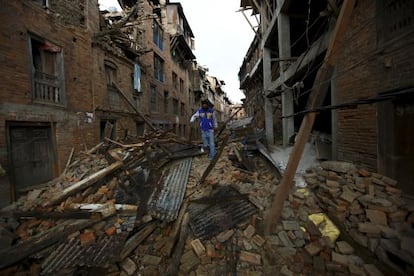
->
98, 0, 255, 103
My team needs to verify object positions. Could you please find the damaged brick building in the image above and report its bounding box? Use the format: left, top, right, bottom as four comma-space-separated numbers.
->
238, 0, 414, 194
0, 0, 232, 206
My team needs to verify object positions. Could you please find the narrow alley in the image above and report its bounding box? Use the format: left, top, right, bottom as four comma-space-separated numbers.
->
1, 0, 414, 275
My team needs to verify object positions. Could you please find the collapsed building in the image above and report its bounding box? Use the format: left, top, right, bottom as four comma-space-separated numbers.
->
238, 0, 414, 194
0, 0, 413, 275
0, 0, 233, 206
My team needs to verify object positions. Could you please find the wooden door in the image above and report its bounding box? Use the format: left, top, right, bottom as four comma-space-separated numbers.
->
9, 126, 54, 192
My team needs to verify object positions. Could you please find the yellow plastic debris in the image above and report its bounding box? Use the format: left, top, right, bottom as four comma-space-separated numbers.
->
308, 213, 340, 243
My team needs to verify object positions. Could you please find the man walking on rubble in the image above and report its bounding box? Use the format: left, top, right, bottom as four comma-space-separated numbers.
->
190, 99, 218, 161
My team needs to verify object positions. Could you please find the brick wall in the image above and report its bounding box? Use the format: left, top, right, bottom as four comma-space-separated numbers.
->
0, 0, 100, 192
334, 0, 414, 171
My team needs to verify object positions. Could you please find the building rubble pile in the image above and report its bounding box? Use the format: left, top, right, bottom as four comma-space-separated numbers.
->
304, 161, 414, 275
0, 130, 199, 274
0, 130, 412, 275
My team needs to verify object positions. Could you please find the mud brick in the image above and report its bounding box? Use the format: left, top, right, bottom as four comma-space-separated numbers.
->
336, 241, 354, 255
252, 234, 266, 247
321, 161, 355, 173
205, 243, 216, 258
388, 210, 408, 222
180, 250, 200, 273
366, 209, 388, 226
282, 220, 300, 231
368, 185, 375, 196
191, 239, 206, 257
371, 177, 386, 186
216, 229, 234, 243
278, 231, 295, 247
305, 220, 322, 238
293, 190, 305, 200
305, 240, 323, 256
371, 173, 383, 179
287, 231, 296, 240
243, 224, 256, 239
121, 257, 137, 275
349, 263, 366, 275
358, 223, 381, 235
368, 197, 392, 207
313, 256, 325, 273
349, 229, 368, 247
239, 251, 261, 265
326, 179, 340, 188
340, 187, 360, 203
280, 265, 294, 276
200, 255, 212, 265
385, 185, 401, 195
142, 255, 162, 266
331, 252, 348, 266
358, 168, 371, 177
378, 226, 398, 238
364, 264, 384, 276
281, 206, 295, 219
326, 262, 345, 272
105, 226, 117, 236
79, 231, 95, 245
294, 238, 306, 248
381, 176, 397, 186
242, 239, 253, 250
368, 238, 379, 252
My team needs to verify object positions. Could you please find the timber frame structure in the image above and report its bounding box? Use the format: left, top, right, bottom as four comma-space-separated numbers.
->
238, 0, 414, 195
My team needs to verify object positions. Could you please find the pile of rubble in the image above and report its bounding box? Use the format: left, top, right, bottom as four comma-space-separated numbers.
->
1, 128, 412, 275
304, 161, 414, 275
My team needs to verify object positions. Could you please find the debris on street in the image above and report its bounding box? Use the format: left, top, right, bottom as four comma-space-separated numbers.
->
0, 130, 412, 275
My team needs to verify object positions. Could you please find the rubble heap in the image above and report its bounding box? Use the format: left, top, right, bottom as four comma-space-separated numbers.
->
304, 161, 414, 275
1, 129, 412, 275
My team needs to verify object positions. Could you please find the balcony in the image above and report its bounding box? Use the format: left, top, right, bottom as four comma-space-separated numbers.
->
33, 71, 64, 106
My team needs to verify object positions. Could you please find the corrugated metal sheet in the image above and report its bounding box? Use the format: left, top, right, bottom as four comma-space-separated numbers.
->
147, 158, 192, 222
188, 186, 257, 239
39, 215, 135, 275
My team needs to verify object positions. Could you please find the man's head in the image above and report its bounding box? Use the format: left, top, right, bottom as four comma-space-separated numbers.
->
201, 99, 209, 109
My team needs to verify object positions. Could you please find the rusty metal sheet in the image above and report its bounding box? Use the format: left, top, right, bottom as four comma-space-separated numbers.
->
188, 186, 257, 239
147, 158, 192, 222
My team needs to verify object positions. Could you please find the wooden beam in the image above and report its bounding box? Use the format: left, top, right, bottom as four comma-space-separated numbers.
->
265, 0, 356, 234
0, 210, 93, 220
0, 219, 97, 269
113, 83, 158, 132
120, 222, 157, 260
165, 213, 189, 276
43, 161, 123, 207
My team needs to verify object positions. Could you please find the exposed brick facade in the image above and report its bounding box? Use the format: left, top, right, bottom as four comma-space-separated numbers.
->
334, 0, 414, 172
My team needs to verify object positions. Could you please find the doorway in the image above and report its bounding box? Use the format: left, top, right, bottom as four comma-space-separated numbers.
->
7, 123, 56, 195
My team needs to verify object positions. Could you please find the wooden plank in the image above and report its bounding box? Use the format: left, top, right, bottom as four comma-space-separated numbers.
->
162, 201, 189, 256
165, 213, 189, 276
0, 210, 94, 220
198, 134, 229, 185
265, 0, 356, 234
66, 203, 138, 215
63, 147, 74, 175
120, 222, 157, 260
43, 161, 123, 207
113, 83, 157, 132
0, 219, 97, 269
